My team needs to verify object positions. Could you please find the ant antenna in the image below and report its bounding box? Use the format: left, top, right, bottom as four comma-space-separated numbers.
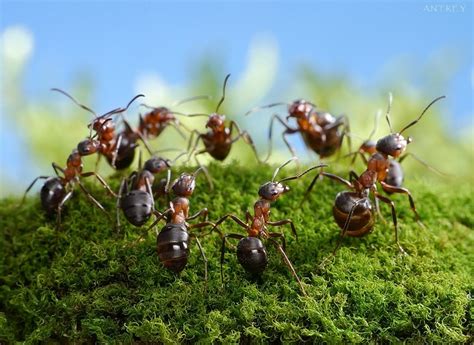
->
172, 95, 212, 107
96, 94, 145, 120
183, 113, 211, 118
215, 74, 231, 113
51, 88, 97, 117
278, 163, 328, 183
385, 92, 394, 133
245, 102, 289, 116
368, 110, 382, 140
399, 96, 446, 134
271, 157, 297, 182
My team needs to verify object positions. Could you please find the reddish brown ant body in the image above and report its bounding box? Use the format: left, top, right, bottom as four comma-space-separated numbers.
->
214, 158, 327, 296
246, 99, 351, 161
303, 95, 445, 258
22, 145, 116, 230
52, 89, 147, 170
187, 74, 261, 162
138, 167, 218, 282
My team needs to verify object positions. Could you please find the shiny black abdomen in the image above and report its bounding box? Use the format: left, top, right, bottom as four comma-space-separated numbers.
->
333, 191, 374, 237
237, 237, 268, 275
121, 190, 153, 226
40, 177, 67, 215
108, 135, 137, 170
156, 223, 190, 273
384, 160, 404, 190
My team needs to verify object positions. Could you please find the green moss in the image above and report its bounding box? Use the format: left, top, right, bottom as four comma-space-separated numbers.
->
0, 163, 472, 343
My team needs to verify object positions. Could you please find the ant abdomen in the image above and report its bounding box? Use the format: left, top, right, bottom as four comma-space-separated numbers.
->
108, 139, 136, 170
121, 190, 153, 226
156, 223, 190, 273
384, 160, 404, 190
237, 237, 268, 274
333, 191, 374, 237
40, 177, 66, 215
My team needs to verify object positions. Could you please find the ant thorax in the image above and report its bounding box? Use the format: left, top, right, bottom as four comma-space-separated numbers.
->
367, 152, 390, 181
358, 170, 377, 190
170, 197, 189, 224
375, 133, 410, 158
135, 170, 155, 191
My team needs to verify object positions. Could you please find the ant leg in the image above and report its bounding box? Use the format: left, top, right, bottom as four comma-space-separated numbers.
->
282, 131, 299, 161
373, 194, 387, 224
186, 130, 203, 161
111, 134, 123, 168
301, 171, 353, 205
229, 120, 261, 163
319, 200, 361, 268
220, 233, 245, 286
116, 178, 127, 233
267, 219, 298, 241
212, 213, 248, 233
52, 163, 65, 177
80, 171, 117, 197
77, 181, 111, 221
194, 155, 214, 190
189, 234, 208, 289
187, 208, 208, 222
348, 170, 359, 184
56, 190, 74, 231
20, 176, 50, 206
267, 238, 307, 296
379, 181, 424, 227
245, 210, 252, 224
94, 154, 102, 173
374, 191, 407, 255
171, 121, 187, 139
267, 232, 287, 251
135, 208, 171, 243
265, 114, 298, 162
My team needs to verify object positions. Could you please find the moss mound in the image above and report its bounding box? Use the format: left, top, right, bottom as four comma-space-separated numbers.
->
0, 164, 472, 343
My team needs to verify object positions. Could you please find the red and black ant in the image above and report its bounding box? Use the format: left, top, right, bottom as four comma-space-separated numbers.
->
302, 95, 445, 258
345, 94, 446, 191
137, 167, 219, 283
213, 158, 327, 296
186, 74, 261, 163
21, 145, 116, 230
52, 88, 149, 170
116, 150, 188, 230
246, 99, 351, 161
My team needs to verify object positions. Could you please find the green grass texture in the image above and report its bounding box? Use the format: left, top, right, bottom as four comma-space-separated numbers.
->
1, 163, 472, 343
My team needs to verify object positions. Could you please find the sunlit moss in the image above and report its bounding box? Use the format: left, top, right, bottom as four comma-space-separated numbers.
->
0, 163, 472, 342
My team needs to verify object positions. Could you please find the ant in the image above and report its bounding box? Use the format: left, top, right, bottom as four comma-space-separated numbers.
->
213, 158, 327, 296
21, 145, 116, 230
116, 150, 188, 230
186, 74, 261, 163
246, 99, 351, 161
344, 95, 446, 191
52, 88, 149, 170
137, 167, 219, 282
302, 95, 446, 258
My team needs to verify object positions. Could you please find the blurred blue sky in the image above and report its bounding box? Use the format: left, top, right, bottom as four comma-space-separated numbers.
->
0, 0, 472, 195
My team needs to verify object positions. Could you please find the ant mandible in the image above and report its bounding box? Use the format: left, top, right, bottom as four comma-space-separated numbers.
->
302, 95, 445, 258
51, 88, 149, 170
21, 145, 116, 230
213, 158, 327, 296
137, 167, 219, 283
245, 99, 351, 161
186, 74, 261, 163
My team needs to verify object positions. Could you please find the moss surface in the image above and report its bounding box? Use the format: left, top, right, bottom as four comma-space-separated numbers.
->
1, 163, 472, 343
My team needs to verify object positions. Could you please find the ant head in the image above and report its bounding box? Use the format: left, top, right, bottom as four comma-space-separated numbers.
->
258, 181, 290, 201
77, 139, 100, 156
144, 157, 170, 174
172, 173, 196, 197
288, 99, 314, 119
90, 117, 113, 132
152, 107, 175, 122
375, 133, 410, 158
206, 113, 226, 130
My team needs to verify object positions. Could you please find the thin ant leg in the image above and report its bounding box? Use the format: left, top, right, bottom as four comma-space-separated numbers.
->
212, 213, 248, 232
229, 120, 261, 162
266, 114, 299, 162
374, 191, 407, 255
186, 130, 203, 161
379, 181, 424, 228
135, 208, 171, 243
111, 133, 123, 168
319, 200, 361, 269
220, 233, 245, 286
267, 231, 287, 251
171, 121, 187, 139
187, 208, 209, 222
20, 176, 50, 206
267, 238, 307, 296
189, 234, 208, 289
266, 219, 297, 241
52, 163, 65, 177
245, 210, 252, 224
302, 172, 353, 205
77, 180, 111, 221
56, 191, 74, 231
80, 171, 117, 197
194, 155, 214, 191
116, 178, 127, 232
94, 154, 102, 173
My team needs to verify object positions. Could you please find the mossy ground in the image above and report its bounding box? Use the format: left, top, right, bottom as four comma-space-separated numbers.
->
0, 163, 472, 343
